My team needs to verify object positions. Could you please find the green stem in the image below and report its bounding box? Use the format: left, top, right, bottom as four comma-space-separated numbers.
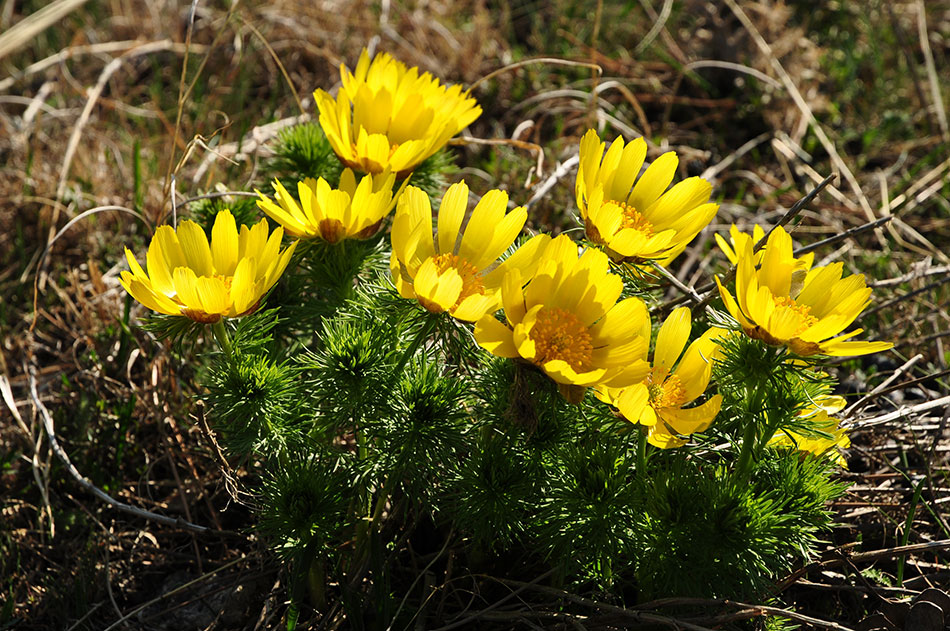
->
211, 320, 234, 365
351, 474, 397, 575
392, 314, 438, 376
735, 383, 766, 481
636, 428, 648, 478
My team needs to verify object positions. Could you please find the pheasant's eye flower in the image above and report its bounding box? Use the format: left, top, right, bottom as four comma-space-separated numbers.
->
715, 225, 893, 357
255, 169, 398, 244
314, 48, 482, 177
575, 129, 719, 268
390, 182, 549, 322
474, 235, 651, 402
120, 210, 297, 323
714, 223, 814, 270
599, 307, 725, 448
768, 395, 850, 467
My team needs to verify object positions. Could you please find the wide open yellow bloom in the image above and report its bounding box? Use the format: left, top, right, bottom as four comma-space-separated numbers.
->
314, 48, 482, 177
120, 210, 297, 323
255, 169, 398, 244
715, 225, 893, 357
575, 129, 719, 267
768, 395, 850, 467
390, 182, 549, 322
599, 307, 725, 448
474, 234, 651, 401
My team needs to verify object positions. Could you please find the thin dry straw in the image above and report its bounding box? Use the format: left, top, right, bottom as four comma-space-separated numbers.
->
0, 0, 91, 61
27, 365, 211, 533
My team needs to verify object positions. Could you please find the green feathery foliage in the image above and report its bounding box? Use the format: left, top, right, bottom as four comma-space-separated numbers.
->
263, 121, 343, 185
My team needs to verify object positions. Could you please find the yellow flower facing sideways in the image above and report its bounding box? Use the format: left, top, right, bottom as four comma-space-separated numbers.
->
474, 235, 651, 402
715, 225, 893, 357
120, 210, 297, 323
715, 223, 814, 269
768, 395, 850, 467
598, 307, 725, 448
390, 182, 549, 322
256, 169, 399, 244
315, 48, 482, 177
575, 129, 719, 267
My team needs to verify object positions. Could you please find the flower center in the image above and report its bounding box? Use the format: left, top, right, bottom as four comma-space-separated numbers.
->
647, 375, 687, 410
432, 253, 485, 304
612, 201, 654, 237
529, 308, 593, 372
772, 296, 818, 335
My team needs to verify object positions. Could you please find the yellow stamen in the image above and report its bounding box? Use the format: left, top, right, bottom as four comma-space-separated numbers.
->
529, 308, 593, 372
647, 375, 687, 410
773, 296, 818, 335
613, 201, 654, 237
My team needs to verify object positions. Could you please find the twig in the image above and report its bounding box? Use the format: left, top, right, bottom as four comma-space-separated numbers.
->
429, 569, 555, 631
525, 155, 580, 209
861, 274, 950, 319
872, 261, 950, 288
844, 354, 924, 417
754, 172, 837, 250
674, 173, 836, 312
793, 215, 894, 256
776, 538, 950, 594
850, 395, 950, 429
27, 364, 211, 533
633, 597, 856, 631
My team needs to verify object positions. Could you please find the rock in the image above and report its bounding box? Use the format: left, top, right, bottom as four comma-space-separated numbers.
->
855, 612, 898, 631
905, 600, 944, 631
914, 587, 950, 614
879, 600, 910, 628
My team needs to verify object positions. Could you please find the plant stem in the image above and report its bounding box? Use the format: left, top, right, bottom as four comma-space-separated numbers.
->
636, 428, 648, 478
392, 313, 439, 376
211, 320, 234, 365
735, 382, 765, 481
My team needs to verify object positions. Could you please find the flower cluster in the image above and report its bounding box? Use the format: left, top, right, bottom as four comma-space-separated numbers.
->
120, 48, 892, 455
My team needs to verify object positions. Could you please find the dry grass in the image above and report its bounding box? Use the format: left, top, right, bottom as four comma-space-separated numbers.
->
2, 0, 949, 628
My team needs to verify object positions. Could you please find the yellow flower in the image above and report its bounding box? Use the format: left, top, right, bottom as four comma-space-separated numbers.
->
255, 169, 398, 244
714, 223, 814, 269
768, 395, 850, 467
314, 48, 482, 177
715, 225, 893, 357
575, 129, 719, 267
599, 307, 725, 448
390, 182, 549, 322
120, 210, 297, 323
474, 234, 651, 401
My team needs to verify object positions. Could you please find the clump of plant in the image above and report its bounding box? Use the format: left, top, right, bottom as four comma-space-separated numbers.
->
119, 47, 893, 627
